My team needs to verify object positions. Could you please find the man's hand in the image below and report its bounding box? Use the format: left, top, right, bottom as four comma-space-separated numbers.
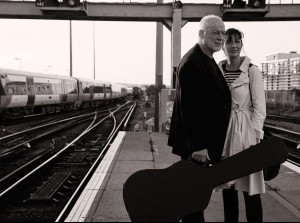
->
191, 149, 210, 162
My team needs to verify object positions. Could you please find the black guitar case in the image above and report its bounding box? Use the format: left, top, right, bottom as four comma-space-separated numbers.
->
123, 137, 288, 222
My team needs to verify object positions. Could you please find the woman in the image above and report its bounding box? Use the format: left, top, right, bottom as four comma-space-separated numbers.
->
217, 28, 266, 222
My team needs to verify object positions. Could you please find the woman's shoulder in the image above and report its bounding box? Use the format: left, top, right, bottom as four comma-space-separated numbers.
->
248, 62, 263, 82
248, 63, 261, 74
240, 57, 260, 73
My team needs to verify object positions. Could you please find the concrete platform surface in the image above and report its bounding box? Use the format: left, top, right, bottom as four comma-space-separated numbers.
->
69, 132, 300, 222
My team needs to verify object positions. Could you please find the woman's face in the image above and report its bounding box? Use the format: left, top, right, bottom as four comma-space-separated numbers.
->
224, 34, 243, 59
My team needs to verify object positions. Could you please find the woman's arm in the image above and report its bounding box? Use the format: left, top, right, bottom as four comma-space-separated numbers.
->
249, 65, 266, 140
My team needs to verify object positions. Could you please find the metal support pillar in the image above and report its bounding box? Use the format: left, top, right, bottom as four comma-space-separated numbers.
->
93, 21, 96, 80
154, 0, 164, 132
171, 3, 182, 89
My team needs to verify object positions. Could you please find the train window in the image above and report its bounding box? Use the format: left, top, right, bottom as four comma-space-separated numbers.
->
83, 87, 89, 93
46, 86, 50, 92
106, 87, 112, 93
65, 81, 75, 94
66, 84, 76, 94
14, 86, 26, 95
83, 83, 90, 93
4, 80, 26, 95
35, 84, 49, 94
7, 88, 14, 94
74, 83, 78, 94
94, 86, 104, 93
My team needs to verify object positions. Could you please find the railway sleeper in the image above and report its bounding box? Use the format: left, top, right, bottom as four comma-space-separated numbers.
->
28, 172, 73, 202
67, 152, 89, 163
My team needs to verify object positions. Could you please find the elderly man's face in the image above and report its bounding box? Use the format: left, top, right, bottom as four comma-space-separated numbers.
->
200, 18, 225, 54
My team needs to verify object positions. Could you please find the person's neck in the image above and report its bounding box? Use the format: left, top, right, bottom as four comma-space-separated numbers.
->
198, 43, 213, 59
226, 57, 243, 70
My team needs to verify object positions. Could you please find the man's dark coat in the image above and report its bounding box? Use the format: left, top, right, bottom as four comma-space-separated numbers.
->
168, 44, 232, 162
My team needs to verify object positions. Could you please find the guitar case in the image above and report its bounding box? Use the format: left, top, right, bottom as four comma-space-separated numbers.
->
123, 137, 288, 222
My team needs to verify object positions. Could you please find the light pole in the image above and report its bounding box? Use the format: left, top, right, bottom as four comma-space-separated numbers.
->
93, 21, 96, 80
70, 20, 73, 77
15, 57, 22, 71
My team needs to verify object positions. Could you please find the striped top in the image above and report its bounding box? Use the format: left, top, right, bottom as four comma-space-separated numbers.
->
222, 64, 241, 86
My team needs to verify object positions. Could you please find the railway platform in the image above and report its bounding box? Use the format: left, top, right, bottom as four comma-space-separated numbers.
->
65, 131, 300, 222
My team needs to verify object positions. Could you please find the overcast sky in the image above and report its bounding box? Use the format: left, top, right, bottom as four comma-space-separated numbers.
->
0, 1, 300, 86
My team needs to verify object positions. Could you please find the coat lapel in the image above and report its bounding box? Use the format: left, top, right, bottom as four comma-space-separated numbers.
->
194, 45, 231, 100
219, 57, 252, 90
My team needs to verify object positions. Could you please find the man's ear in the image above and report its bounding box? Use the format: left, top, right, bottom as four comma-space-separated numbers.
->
199, 30, 204, 38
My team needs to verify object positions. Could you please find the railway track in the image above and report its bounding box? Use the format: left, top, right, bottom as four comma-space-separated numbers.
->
266, 114, 300, 124
264, 123, 300, 167
0, 101, 136, 222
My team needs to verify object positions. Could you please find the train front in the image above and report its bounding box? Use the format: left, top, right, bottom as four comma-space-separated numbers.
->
0, 72, 5, 113
0, 69, 28, 119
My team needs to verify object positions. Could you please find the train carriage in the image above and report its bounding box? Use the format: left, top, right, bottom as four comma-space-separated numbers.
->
0, 68, 79, 118
132, 86, 143, 99
72, 78, 127, 107
74, 78, 107, 107
0, 68, 129, 121
0, 72, 28, 110
32, 76, 78, 107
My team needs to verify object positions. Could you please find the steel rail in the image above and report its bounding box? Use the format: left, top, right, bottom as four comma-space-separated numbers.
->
0, 107, 119, 198
55, 102, 135, 222
0, 102, 133, 198
0, 112, 103, 159
0, 112, 94, 142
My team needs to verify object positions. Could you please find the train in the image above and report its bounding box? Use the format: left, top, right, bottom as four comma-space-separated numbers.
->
0, 68, 129, 120
132, 86, 143, 99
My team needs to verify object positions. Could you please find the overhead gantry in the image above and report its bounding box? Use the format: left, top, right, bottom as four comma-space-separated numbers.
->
1, 0, 300, 87
1, 0, 300, 131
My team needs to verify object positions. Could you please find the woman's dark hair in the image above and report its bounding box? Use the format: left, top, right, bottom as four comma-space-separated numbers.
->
225, 28, 244, 43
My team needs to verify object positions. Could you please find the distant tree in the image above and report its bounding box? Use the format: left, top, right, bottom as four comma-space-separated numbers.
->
145, 85, 155, 97
145, 84, 166, 97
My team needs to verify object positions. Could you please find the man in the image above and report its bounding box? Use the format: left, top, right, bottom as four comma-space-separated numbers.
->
168, 15, 232, 222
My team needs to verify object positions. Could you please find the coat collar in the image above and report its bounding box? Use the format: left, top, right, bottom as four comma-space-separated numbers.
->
239, 56, 252, 73
219, 56, 252, 89
219, 56, 251, 72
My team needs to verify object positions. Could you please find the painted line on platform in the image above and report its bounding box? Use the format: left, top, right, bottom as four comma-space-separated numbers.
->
65, 131, 126, 222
